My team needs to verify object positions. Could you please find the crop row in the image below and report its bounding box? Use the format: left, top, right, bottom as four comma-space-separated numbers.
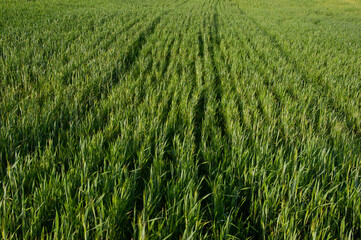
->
0, 0, 360, 239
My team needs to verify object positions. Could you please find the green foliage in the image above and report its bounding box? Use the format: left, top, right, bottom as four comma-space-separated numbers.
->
1, 0, 360, 238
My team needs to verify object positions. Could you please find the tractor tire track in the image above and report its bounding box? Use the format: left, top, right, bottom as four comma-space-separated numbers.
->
0, 13, 166, 175
207, 11, 228, 141
61, 13, 145, 85
235, 7, 361, 137
222, 5, 352, 151
112, 12, 191, 234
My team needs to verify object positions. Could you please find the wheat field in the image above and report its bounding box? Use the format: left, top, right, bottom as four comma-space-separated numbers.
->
1, 0, 361, 238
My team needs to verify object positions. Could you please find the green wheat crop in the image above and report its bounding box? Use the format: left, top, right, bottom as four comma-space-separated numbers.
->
1, 0, 360, 238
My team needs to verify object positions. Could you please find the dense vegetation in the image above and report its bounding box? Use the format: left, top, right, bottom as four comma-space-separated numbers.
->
1, 0, 360, 238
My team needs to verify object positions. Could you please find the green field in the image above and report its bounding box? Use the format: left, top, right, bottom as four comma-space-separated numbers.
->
1, 0, 361, 238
